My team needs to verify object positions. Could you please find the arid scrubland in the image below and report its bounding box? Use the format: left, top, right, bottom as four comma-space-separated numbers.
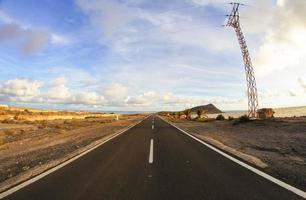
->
0, 105, 147, 192
164, 115, 306, 191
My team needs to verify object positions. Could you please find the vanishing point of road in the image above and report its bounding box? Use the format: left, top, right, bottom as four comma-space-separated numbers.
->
1, 115, 305, 200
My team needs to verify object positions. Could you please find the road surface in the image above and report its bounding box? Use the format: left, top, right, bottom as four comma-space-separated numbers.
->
2, 116, 304, 200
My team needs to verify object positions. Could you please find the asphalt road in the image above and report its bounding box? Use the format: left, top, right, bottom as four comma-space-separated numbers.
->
2, 115, 304, 200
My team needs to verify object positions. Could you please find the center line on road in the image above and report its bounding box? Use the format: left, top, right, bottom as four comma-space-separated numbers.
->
149, 139, 154, 164
152, 124, 154, 130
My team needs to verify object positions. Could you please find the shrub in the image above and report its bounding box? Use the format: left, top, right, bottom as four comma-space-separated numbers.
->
57, 129, 66, 134
233, 115, 251, 125
1, 119, 13, 124
24, 120, 34, 124
216, 114, 225, 121
37, 120, 48, 129
228, 116, 234, 121
13, 114, 20, 120
54, 125, 62, 129
24, 109, 31, 113
0, 137, 4, 145
198, 118, 215, 122
4, 129, 15, 136
238, 115, 250, 123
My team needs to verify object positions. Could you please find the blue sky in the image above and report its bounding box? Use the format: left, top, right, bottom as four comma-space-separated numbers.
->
0, 0, 305, 111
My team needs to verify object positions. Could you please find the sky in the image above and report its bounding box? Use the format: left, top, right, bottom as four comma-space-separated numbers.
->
0, 0, 305, 112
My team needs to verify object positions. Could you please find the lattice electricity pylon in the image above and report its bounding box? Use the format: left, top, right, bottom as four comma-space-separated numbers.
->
225, 2, 258, 118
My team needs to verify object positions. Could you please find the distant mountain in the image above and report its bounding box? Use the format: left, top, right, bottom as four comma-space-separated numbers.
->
185, 104, 222, 114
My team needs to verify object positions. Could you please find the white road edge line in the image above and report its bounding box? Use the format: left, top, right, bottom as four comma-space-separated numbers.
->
0, 115, 151, 199
149, 139, 154, 164
159, 116, 306, 199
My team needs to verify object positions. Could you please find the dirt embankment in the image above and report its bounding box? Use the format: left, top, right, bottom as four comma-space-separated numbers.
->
165, 116, 306, 191
0, 114, 147, 192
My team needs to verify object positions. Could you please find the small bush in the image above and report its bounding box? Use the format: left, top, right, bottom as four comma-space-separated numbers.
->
4, 129, 15, 136
238, 115, 250, 123
24, 120, 34, 124
228, 116, 234, 121
57, 129, 66, 134
24, 109, 31, 113
1, 119, 13, 124
216, 114, 225, 121
198, 118, 215, 122
233, 115, 251, 125
13, 114, 20, 120
64, 120, 71, 124
37, 121, 48, 129
0, 138, 4, 145
54, 125, 62, 129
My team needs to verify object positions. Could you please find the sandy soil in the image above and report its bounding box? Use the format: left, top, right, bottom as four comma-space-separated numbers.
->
166, 117, 306, 191
207, 106, 306, 118
0, 114, 146, 192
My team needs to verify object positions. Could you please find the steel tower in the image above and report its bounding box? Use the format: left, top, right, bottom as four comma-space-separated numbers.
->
226, 3, 259, 118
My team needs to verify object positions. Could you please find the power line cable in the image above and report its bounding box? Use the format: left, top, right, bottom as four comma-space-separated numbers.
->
143, 2, 240, 16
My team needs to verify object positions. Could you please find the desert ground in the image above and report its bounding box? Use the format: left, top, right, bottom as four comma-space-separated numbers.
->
208, 106, 306, 118
164, 115, 306, 191
0, 106, 147, 192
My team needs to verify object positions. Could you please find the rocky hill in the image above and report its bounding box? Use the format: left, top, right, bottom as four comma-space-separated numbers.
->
185, 104, 222, 114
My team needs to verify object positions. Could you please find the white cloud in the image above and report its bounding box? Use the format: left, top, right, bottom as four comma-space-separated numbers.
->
298, 78, 306, 93
160, 93, 244, 111
76, 0, 235, 54
0, 79, 42, 97
186, 0, 229, 6
0, 77, 249, 110
162, 93, 194, 106
240, 0, 275, 34
50, 33, 71, 45
103, 82, 128, 101
141, 12, 234, 52
51, 77, 67, 86
43, 77, 71, 103
48, 67, 97, 86
76, 0, 136, 37
0, 77, 100, 106
127, 91, 159, 106
0, 79, 43, 102
254, 0, 306, 77
0, 11, 14, 24
74, 91, 105, 105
